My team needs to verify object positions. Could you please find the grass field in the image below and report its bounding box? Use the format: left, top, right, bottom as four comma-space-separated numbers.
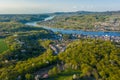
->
44, 70, 81, 80
0, 39, 8, 53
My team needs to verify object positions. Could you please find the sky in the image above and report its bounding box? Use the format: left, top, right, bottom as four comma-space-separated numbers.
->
0, 0, 120, 14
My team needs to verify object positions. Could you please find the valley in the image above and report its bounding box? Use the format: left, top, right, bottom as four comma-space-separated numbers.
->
0, 11, 120, 80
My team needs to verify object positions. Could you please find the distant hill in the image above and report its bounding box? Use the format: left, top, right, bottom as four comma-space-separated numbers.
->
53, 11, 120, 15
39, 11, 120, 31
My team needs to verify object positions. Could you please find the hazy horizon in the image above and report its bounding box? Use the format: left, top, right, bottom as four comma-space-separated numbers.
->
0, 0, 120, 14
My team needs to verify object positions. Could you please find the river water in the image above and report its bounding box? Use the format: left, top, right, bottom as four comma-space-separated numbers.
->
25, 16, 120, 37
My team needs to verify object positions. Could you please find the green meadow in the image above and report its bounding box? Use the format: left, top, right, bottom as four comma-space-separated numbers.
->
45, 70, 81, 80
0, 39, 8, 54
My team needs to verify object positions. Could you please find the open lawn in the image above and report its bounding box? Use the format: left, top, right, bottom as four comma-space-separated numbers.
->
44, 70, 81, 80
0, 39, 8, 53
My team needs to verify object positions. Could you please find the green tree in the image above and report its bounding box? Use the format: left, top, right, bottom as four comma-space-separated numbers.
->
25, 73, 34, 80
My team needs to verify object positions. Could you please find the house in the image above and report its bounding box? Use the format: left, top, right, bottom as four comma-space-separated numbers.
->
49, 44, 58, 54
42, 73, 49, 79
21, 49, 26, 53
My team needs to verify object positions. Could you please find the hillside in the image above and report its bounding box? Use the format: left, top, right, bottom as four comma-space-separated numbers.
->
0, 13, 119, 80
39, 11, 120, 31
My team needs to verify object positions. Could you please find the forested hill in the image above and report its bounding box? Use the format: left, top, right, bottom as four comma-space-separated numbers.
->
0, 11, 120, 80
0, 14, 49, 23
39, 11, 120, 31
53, 11, 120, 15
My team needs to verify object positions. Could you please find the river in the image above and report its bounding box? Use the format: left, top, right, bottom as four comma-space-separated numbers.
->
25, 16, 120, 37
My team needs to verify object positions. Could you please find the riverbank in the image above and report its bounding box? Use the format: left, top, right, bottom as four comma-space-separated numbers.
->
25, 16, 120, 37
26, 22, 120, 37
37, 14, 120, 32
